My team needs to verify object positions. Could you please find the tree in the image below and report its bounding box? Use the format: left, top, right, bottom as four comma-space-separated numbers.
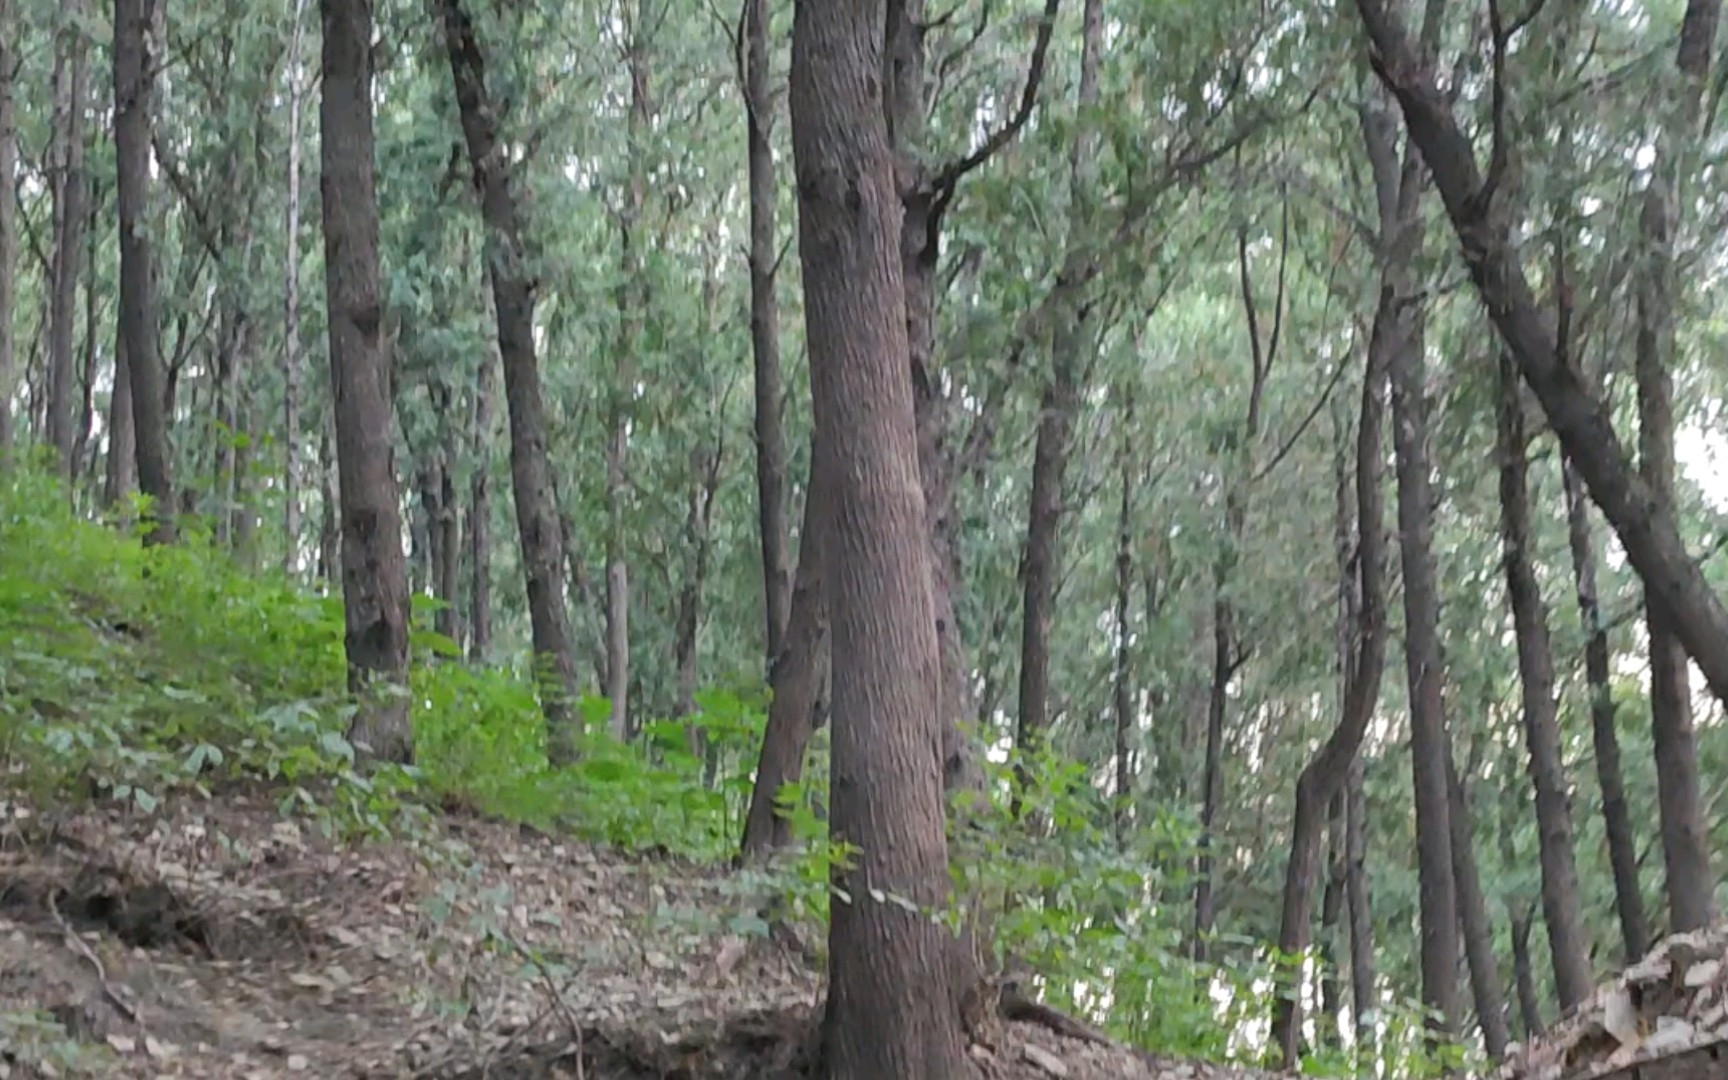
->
789, 0, 968, 1072
1633, 0, 1719, 936
282, 0, 309, 574
1494, 348, 1592, 1010
48, 0, 89, 480
0, 0, 15, 459
114, 0, 174, 542
440, 0, 583, 760
319, 0, 412, 760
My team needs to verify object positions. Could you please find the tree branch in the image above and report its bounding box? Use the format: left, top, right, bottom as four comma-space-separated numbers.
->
930, 0, 1062, 196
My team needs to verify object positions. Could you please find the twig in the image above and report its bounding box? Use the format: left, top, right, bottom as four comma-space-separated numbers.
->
47, 890, 140, 1025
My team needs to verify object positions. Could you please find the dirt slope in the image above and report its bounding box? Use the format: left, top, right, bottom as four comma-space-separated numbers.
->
0, 792, 1268, 1080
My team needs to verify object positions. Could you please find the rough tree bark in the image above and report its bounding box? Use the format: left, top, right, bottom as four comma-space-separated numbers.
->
1561, 455, 1648, 962
47, 0, 88, 479
740, 0, 791, 662
1014, 0, 1101, 805
1495, 348, 1594, 1009
790, 0, 969, 1073
1447, 753, 1510, 1060
1352, 0, 1728, 709
114, 0, 174, 543
1268, 88, 1402, 1066
441, 0, 584, 759
282, 0, 308, 574
1635, 0, 1719, 936
317, 0, 412, 760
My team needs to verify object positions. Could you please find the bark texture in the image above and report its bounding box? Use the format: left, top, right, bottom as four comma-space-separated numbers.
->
790, 0, 967, 1072
1496, 349, 1593, 1009
114, 0, 175, 543
318, 0, 412, 761
441, 0, 584, 759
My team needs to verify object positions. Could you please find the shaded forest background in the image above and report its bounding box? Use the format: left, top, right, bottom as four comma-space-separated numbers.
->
2, 0, 1728, 1074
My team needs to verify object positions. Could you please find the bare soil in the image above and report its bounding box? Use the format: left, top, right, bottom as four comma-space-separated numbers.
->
0, 791, 1270, 1080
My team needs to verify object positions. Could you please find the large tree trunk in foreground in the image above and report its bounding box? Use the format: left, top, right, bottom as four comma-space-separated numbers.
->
1635, 0, 1719, 937
317, 0, 411, 760
442, 0, 584, 761
103, 336, 136, 507
1352, 0, 1728, 710
48, 0, 88, 480
1496, 349, 1594, 1010
1562, 456, 1649, 962
791, 0, 968, 1073
115, 0, 174, 544
741, 0, 791, 664
1447, 755, 1509, 1060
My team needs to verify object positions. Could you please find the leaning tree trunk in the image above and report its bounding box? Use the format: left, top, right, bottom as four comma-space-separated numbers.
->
441, 0, 584, 760
790, 0, 969, 1073
1635, 0, 1719, 936
1561, 456, 1649, 961
1495, 348, 1594, 1009
47, 0, 88, 480
1447, 754, 1509, 1060
740, 427, 832, 859
114, 0, 174, 543
317, 0, 412, 761
1352, 0, 1728, 708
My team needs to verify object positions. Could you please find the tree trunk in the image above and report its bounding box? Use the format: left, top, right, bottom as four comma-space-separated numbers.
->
1635, 0, 1719, 937
1496, 348, 1595, 1009
1562, 455, 1649, 962
1447, 754, 1510, 1060
316, 413, 339, 585
318, 0, 412, 761
605, 27, 651, 743
47, 0, 88, 479
0, 0, 15, 459
1111, 431, 1135, 842
1320, 791, 1346, 1046
467, 336, 497, 661
791, 1, 968, 1072
1353, 0, 1728, 710
740, 427, 831, 858
440, 0, 584, 760
73, 191, 99, 482
1014, 0, 1101, 812
1269, 91, 1402, 1066
1510, 905, 1545, 1041
114, 0, 174, 544
282, 0, 308, 575
1345, 758, 1376, 1052
741, 0, 790, 664
673, 440, 722, 742
103, 334, 136, 508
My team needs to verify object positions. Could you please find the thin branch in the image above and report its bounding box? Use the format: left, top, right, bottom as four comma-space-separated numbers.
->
930, 0, 1062, 195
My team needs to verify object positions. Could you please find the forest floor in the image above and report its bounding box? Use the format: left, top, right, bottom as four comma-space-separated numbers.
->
0, 785, 1270, 1080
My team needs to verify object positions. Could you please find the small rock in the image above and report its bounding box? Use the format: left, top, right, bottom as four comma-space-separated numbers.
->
287, 1053, 309, 1071
1022, 1043, 1068, 1078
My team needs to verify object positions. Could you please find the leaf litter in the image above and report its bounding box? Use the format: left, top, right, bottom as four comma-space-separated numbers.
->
0, 791, 1276, 1079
